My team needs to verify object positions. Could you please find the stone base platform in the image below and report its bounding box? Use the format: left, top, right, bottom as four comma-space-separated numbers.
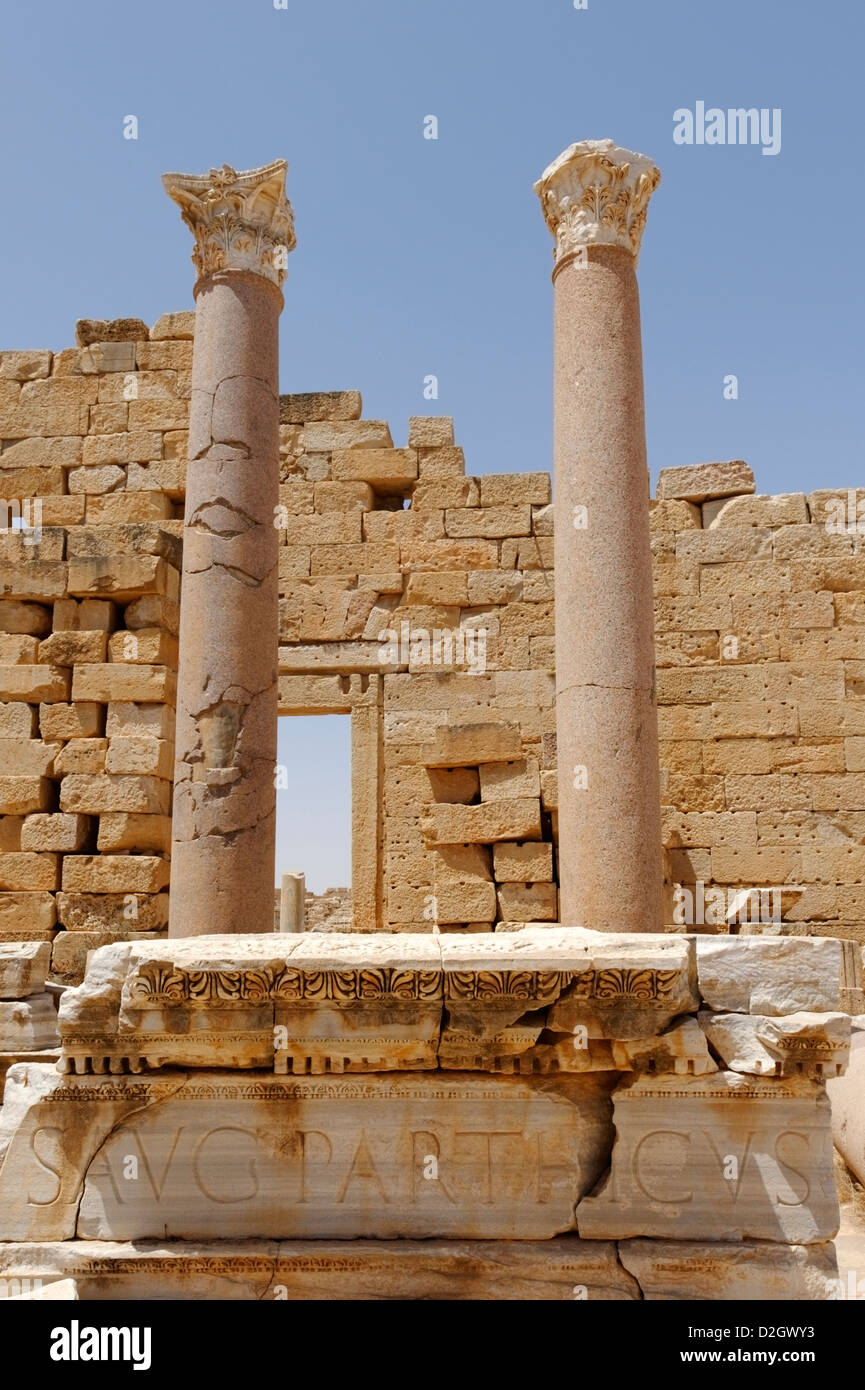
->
0, 930, 857, 1300
0, 1237, 842, 1301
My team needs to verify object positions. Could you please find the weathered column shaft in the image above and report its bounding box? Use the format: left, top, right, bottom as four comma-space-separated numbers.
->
535, 140, 663, 932
163, 162, 295, 937
279, 872, 306, 933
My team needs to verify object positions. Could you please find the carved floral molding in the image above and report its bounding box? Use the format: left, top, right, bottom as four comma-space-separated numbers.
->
123, 962, 683, 1005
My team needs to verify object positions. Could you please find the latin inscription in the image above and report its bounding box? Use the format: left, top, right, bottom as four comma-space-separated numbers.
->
85, 1122, 573, 1209
70, 1077, 612, 1240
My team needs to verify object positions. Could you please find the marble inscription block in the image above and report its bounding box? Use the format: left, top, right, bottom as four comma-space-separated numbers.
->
577, 1071, 837, 1243
0, 1065, 184, 1241
0, 1065, 615, 1241
78, 1072, 614, 1240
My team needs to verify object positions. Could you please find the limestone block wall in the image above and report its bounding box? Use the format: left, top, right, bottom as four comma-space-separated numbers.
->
1, 312, 864, 976
274, 402, 558, 933
0, 316, 187, 983
652, 465, 865, 945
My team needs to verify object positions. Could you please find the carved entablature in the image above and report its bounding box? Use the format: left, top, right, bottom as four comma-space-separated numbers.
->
57, 929, 856, 1083
162, 160, 296, 287
122, 961, 684, 1007
534, 138, 660, 269
56, 931, 704, 1077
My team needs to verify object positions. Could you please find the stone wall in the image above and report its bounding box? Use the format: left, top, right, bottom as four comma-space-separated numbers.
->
274, 395, 557, 935
1, 314, 864, 979
652, 465, 865, 945
0, 317, 186, 982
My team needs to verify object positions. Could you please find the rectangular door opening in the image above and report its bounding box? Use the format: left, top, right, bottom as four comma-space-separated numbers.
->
275, 714, 352, 930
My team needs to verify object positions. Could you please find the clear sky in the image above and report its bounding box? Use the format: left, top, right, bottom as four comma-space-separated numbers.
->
2, 1, 861, 890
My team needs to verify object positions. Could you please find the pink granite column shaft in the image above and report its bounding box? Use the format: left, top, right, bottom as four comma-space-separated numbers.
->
162, 162, 294, 936
535, 141, 663, 933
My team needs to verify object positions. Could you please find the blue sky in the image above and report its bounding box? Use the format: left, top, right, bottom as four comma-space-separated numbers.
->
2, 0, 861, 890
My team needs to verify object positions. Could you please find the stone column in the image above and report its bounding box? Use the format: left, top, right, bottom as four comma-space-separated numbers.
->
162, 161, 295, 937
534, 139, 662, 933
279, 872, 306, 933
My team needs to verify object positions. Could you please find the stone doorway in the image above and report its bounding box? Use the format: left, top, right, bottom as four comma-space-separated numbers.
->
276, 675, 384, 929
275, 714, 352, 928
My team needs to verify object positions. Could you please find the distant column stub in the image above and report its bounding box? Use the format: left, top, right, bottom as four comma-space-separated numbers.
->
162, 160, 296, 289
533, 139, 661, 272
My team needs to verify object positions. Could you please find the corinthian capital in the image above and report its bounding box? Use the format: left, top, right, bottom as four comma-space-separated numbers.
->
534, 139, 660, 269
162, 159, 296, 288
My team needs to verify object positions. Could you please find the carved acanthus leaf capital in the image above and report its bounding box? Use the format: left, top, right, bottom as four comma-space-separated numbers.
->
534, 139, 660, 268
162, 159, 296, 287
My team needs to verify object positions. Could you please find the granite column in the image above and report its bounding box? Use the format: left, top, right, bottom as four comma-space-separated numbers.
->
535, 140, 662, 932
162, 161, 295, 936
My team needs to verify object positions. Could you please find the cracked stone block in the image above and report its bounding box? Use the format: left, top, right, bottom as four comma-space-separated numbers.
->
0, 995, 59, 1050
700, 1010, 851, 1078
695, 936, 862, 1015
54, 929, 704, 1073
75, 319, 149, 346
656, 460, 755, 503
0, 941, 51, 999
0, 893, 57, 937
577, 1071, 838, 1244
0, 1063, 614, 1242
610, 1017, 717, 1075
